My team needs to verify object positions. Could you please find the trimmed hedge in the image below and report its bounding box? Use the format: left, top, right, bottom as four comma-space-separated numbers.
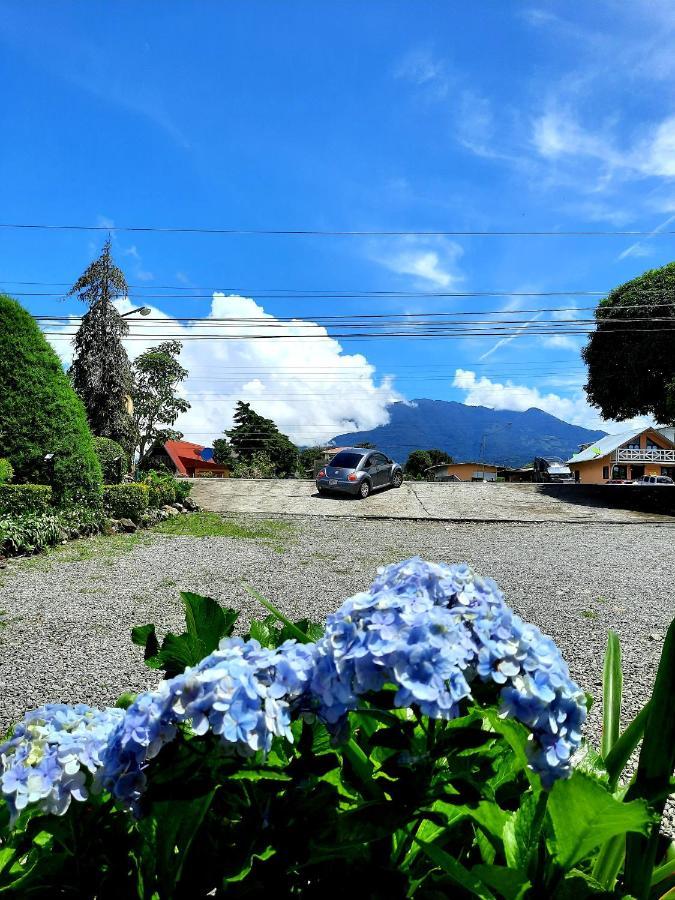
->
93, 437, 128, 484
103, 484, 149, 522
0, 484, 53, 516
0, 294, 102, 505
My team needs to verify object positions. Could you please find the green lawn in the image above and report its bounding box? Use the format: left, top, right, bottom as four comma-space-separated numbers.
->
151, 511, 294, 541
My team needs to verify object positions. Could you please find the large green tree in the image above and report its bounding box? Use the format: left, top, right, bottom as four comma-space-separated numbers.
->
131, 340, 191, 463
69, 239, 134, 448
0, 295, 102, 503
223, 401, 298, 476
404, 448, 453, 479
583, 262, 675, 424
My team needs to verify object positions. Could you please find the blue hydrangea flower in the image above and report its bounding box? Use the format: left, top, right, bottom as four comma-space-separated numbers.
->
99, 636, 317, 809
0, 704, 124, 821
311, 557, 586, 786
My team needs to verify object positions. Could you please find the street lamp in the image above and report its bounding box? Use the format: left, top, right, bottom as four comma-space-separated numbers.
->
121, 306, 151, 318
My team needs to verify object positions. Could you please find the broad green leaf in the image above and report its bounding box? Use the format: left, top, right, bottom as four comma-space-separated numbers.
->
602, 629, 622, 759
625, 616, 675, 898
229, 768, 291, 783
248, 618, 275, 647
548, 771, 651, 870
503, 792, 546, 871
472, 864, 531, 900
467, 802, 510, 843
591, 833, 625, 892
131, 623, 159, 661
181, 591, 237, 652
415, 838, 496, 899
483, 709, 536, 786
242, 583, 311, 643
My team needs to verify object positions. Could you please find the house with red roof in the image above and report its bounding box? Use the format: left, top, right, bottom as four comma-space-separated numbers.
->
143, 440, 231, 478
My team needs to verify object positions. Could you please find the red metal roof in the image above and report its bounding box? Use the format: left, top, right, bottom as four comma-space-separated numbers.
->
163, 440, 229, 476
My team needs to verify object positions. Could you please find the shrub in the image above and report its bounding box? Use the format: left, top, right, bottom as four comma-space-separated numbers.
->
0, 512, 63, 554
0, 484, 53, 516
0, 295, 102, 504
0, 459, 13, 485
103, 484, 149, 522
93, 437, 128, 484
173, 479, 192, 503
141, 470, 177, 508
233, 450, 275, 479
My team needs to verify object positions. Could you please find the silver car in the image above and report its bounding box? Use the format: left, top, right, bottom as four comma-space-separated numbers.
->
316, 448, 404, 499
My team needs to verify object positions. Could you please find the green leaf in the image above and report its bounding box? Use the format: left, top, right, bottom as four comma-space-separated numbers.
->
144, 790, 215, 895
503, 792, 547, 872
602, 629, 622, 759
223, 846, 276, 883
472, 864, 531, 900
180, 591, 237, 652
131, 623, 159, 661
625, 616, 675, 898
605, 701, 650, 789
242, 583, 311, 643
548, 771, 651, 870
248, 619, 275, 647
415, 838, 496, 899
652, 856, 675, 886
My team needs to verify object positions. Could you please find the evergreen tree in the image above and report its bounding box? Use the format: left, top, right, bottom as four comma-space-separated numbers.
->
0, 294, 102, 503
225, 401, 298, 476
69, 239, 134, 449
131, 340, 190, 463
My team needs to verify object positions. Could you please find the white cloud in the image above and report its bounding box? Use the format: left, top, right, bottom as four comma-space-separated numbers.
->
452, 368, 653, 432
616, 213, 675, 260
372, 237, 464, 288
46, 294, 401, 447
394, 48, 448, 98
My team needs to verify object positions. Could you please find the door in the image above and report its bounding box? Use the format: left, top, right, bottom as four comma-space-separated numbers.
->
369, 453, 390, 487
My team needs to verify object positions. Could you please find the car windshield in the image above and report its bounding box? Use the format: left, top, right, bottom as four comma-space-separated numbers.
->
329, 451, 365, 468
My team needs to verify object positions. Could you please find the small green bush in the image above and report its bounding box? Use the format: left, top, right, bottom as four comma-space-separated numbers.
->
103, 484, 149, 522
93, 437, 128, 484
0, 512, 62, 554
142, 470, 177, 508
0, 459, 14, 485
173, 479, 192, 503
0, 484, 53, 516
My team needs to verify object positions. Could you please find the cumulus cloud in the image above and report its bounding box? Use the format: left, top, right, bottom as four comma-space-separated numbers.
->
46, 294, 401, 447
452, 368, 652, 432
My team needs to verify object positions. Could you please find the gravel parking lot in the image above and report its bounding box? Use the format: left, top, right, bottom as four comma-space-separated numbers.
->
0, 515, 673, 826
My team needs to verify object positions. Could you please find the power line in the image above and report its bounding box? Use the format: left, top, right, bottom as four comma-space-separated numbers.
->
3, 222, 675, 237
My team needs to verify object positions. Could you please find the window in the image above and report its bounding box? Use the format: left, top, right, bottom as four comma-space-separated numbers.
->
329, 451, 365, 468
602, 466, 609, 480
622, 439, 640, 450
612, 465, 627, 479
646, 438, 662, 449
371, 453, 388, 466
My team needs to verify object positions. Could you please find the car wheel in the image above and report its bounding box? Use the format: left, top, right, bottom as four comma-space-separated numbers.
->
359, 480, 371, 499
392, 471, 403, 488
317, 488, 328, 496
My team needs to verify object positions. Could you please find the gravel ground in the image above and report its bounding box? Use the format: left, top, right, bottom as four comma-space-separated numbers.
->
0, 515, 673, 829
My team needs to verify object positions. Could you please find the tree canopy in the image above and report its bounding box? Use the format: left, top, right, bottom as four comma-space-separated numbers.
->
583, 262, 675, 424
404, 448, 453, 479
0, 294, 102, 503
69, 240, 134, 449
132, 340, 190, 463
221, 402, 298, 476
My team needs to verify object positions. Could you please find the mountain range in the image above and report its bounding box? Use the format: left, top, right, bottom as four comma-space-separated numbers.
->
329, 400, 607, 467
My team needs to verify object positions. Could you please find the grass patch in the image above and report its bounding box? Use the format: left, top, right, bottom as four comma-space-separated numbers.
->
6, 532, 149, 571
152, 511, 294, 541
581, 609, 598, 620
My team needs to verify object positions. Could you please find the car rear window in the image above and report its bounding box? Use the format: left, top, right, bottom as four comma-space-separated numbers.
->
329, 451, 364, 468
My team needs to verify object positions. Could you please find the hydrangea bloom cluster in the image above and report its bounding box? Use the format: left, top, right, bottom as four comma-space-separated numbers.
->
0, 558, 588, 818
99, 637, 316, 808
311, 558, 586, 786
0, 703, 124, 821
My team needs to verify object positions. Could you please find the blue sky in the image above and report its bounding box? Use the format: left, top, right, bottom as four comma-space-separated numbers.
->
2, 1, 674, 445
